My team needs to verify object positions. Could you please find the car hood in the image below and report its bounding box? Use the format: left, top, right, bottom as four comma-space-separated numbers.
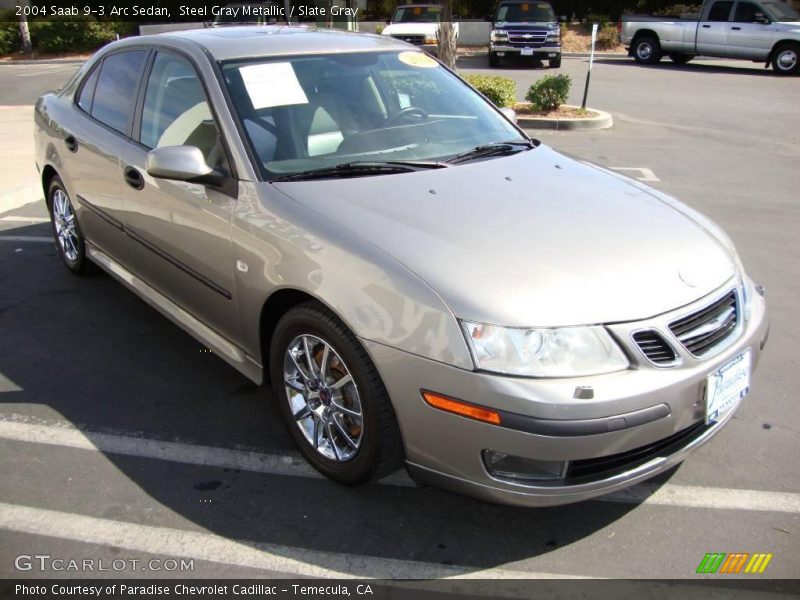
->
273, 146, 736, 327
383, 23, 444, 35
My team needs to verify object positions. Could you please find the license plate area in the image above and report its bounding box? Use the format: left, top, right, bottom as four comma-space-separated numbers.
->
521, 47, 534, 56
705, 351, 751, 424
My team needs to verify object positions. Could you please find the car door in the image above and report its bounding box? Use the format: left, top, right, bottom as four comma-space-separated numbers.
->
62, 50, 148, 261
696, 0, 734, 55
117, 50, 241, 344
727, 1, 774, 59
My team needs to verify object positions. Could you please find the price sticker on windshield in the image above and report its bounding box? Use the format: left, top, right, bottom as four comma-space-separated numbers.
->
398, 51, 439, 68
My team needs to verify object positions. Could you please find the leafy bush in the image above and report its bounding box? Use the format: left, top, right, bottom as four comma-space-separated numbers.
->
375, 23, 385, 34
653, 4, 701, 17
525, 74, 571, 112
560, 22, 567, 37
0, 9, 20, 56
29, 16, 118, 54
463, 74, 516, 108
594, 23, 620, 50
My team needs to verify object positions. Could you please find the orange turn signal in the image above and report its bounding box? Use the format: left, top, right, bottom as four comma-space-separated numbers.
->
421, 391, 502, 425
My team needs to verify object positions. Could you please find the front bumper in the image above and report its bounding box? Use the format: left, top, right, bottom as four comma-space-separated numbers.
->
490, 43, 561, 58
364, 280, 768, 507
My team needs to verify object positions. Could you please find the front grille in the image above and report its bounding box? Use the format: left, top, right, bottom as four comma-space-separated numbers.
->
507, 30, 547, 47
632, 330, 678, 365
391, 34, 425, 45
565, 421, 709, 484
669, 290, 738, 357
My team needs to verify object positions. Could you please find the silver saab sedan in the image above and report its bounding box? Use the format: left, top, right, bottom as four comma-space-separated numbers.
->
35, 26, 768, 507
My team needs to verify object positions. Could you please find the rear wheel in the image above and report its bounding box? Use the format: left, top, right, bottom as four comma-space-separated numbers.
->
669, 53, 693, 65
771, 42, 800, 75
549, 55, 562, 68
270, 302, 403, 485
48, 176, 92, 275
633, 34, 662, 64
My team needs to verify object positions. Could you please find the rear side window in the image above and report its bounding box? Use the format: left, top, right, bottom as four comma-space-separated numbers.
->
707, 1, 734, 21
76, 66, 100, 113
91, 50, 147, 134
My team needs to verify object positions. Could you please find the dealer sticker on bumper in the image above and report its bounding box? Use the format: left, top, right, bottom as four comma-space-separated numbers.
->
705, 351, 751, 424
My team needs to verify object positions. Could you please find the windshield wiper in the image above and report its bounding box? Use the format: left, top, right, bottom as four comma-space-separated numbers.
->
446, 140, 536, 165
270, 160, 447, 182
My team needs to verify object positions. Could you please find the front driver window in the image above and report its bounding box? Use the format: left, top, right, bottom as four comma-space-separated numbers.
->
140, 52, 226, 172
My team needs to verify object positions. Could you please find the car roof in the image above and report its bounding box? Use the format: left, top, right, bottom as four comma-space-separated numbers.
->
139, 26, 411, 61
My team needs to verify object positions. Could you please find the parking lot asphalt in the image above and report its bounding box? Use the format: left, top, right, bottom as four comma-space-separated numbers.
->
0, 56, 798, 582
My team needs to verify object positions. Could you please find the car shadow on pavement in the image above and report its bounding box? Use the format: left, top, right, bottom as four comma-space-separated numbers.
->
592, 58, 779, 77
0, 221, 678, 575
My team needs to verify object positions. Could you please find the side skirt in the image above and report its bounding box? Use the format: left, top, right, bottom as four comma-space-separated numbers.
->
86, 242, 263, 385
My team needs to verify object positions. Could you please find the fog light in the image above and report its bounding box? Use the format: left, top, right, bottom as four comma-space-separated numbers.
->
483, 450, 567, 483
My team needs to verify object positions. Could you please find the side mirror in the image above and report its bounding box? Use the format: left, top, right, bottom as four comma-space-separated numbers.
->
499, 107, 517, 124
559, 15, 567, 23
754, 13, 769, 24
484, 14, 493, 22
146, 146, 220, 185
386, 18, 391, 24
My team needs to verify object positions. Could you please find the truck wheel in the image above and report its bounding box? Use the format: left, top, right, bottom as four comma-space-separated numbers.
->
489, 52, 499, 67
669, 53, 693, 65
549, 55, 562, 68
270, 301, 404, 485
771, 42, 799, 75
633, 35, 662, 65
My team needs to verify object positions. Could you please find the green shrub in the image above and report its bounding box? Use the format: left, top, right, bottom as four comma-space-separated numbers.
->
594, 23, 619, 50
0, 9, 20, 56
375, 23, 385, 34
525, 74, 571, 112
29, 16, 118, 54
463, 74, 516, 108
559, 22, 567, 37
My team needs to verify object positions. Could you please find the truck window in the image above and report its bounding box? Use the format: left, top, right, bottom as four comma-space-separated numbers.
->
733, 2, 764, 22
707, 1, 734, 21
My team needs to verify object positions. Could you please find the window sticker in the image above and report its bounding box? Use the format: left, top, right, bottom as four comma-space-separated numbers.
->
239, 62, 308, 109
397, 51, 439, 68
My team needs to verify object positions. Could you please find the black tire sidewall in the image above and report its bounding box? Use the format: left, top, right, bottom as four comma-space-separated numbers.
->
634, 36, 661, 64
269, 304, 392, 485
48, 176, 88, 273
772, 44, 800, 75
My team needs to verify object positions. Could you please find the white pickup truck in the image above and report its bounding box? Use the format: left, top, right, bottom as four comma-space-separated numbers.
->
620, 0, 800, 75
381, 4, 458, 55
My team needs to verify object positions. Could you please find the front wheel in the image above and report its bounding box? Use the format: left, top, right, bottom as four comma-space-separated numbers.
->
270, 302, 403, 485
549, 55, 562, 68
771, 42, 800, 75
669, 53, 693, 65
632, 35, 662, 65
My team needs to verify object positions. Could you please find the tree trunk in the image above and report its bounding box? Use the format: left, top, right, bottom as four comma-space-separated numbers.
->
18, 0, 33, 54
437, 1, 457, 70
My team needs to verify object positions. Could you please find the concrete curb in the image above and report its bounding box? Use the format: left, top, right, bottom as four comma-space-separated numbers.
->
517, 105, 613, 131
0, 182, 43, 216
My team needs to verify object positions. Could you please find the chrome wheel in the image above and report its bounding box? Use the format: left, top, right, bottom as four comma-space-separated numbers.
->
52, 189, 79, 263
777, 49, 797, 71
636, 42, 653, 61
283, 334, 363, 462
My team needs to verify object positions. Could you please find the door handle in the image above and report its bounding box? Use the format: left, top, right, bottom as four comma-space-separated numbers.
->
64, 135, 78, 153
123, 166, 145, 190
731, 26, 742, 30
701, 24, 711, 28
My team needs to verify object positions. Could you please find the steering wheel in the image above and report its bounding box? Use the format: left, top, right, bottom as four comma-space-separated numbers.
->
386, 106, 429, 127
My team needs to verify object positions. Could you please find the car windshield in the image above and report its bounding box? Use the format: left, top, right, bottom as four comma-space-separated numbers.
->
221, 51, 527, 180
762, 1, 800, 20
391, 6, 441, 22
496, 2, 556, 23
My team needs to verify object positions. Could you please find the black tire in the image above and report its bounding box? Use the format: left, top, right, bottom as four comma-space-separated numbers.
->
549, 55, 562, 68
669, 53, 693, 65
47, 175, 92, 275
270, 301, 403, 485
632, 34, 662, 65
771, 42, 800, 75
489, 51, 499, 67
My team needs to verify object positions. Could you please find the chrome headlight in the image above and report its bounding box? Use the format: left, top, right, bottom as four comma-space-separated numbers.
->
490, 30, 509, 42
462, 321, 629, 377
